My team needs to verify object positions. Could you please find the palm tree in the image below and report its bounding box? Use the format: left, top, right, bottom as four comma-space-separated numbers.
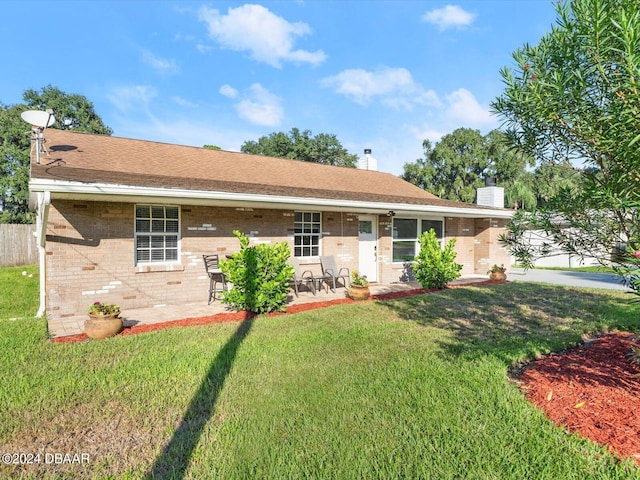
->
506, 181, 537, 210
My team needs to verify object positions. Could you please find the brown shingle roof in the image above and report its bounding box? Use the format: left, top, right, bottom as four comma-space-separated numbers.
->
30, 129, 484, 210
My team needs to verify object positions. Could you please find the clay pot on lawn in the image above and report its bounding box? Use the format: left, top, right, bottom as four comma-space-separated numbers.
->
489, 271, 507, 282
84, 313, 123, 339
348, 285, 371, 301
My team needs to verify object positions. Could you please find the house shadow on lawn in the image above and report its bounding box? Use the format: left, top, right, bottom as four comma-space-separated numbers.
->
145, 318, 254, 480
380, 283, 638, 366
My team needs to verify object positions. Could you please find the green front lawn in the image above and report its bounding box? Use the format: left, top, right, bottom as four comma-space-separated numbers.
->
0, 267, 638, 478
514, 264, 618, 274
0, 264, 38, 319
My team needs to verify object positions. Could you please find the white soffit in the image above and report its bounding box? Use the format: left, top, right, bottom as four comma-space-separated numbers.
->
29, 179, 514, 219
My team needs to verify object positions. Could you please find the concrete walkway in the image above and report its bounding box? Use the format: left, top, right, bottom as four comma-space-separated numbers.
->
48, 275, 488, 339
48, 269, 633, 339
509, 267, 631, 291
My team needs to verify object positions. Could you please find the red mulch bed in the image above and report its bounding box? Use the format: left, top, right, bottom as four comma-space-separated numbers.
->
518, 332, 640, 465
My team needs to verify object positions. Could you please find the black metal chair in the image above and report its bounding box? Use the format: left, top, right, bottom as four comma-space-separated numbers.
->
320, 255, 350, 292
203, 254, 227, 304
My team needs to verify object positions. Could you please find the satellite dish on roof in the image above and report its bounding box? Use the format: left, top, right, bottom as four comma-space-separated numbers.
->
20, 110, 56, 165
21, 109, 56, 128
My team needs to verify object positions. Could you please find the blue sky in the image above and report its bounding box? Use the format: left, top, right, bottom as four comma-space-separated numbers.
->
1, 1, 557, 175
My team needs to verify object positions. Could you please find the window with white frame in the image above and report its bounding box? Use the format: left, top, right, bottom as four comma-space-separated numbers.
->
392, 218, 443, 263
135, 205, 180, 264
294, 211, 321, 257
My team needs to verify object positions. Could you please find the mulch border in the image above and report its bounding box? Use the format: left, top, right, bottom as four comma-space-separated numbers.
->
51, 279, 501, 344
517, 331, 640, 465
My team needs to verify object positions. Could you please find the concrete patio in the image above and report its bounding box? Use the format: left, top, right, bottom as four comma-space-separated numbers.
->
48, 275, 488, 339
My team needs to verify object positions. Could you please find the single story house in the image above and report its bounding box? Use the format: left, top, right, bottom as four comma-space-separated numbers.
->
28, 129, 512, 324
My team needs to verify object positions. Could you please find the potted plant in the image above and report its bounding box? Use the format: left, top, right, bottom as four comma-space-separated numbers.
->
487, 264, 507, 282
84, 301, 123, 339
348, 271, 370, 301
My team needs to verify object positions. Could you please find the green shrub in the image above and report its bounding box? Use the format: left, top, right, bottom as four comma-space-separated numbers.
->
413, 229, 462, 289
220, 230, 294, 313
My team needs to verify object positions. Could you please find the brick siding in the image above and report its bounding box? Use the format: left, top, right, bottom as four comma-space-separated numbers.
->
45, 200, 510, 321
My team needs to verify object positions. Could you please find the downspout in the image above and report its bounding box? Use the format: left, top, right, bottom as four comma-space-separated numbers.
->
35, 191, 50, 318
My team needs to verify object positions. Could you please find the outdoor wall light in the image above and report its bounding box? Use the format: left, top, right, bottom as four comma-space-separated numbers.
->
387, 210, 396, 217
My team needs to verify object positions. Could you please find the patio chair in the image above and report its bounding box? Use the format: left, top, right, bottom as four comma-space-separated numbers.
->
203, 254, 227, 304
289, 257, 319, 296
320, 256, 350, 292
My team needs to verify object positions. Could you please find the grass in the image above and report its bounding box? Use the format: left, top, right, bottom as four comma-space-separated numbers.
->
513, 264, 618, 274
1, 267, 639, 478
0, 264, 38, 318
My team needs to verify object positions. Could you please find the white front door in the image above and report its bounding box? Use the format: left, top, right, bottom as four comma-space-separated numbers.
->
358, 215, 378, 282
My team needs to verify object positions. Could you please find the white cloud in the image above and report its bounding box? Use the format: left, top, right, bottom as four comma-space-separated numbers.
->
174, 33, 196, 42
321, 67, 441, 109
445, 88, 496, 128
150, 121, 251, 151
233, 83, 283, 126
196, 43, 212, 54
198, 4, 326, 68
422, 5, 476, 31
140, 49, 179, 74
108, 85, 157, 112
172, 96, 198, 108
112, 114, 255, 152
408, 125, 446, 144
219, 84, 239, 99
402, 88, 497, 160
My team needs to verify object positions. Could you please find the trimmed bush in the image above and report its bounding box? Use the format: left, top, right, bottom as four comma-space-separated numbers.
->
413, 229, 462, 289
220, 231, 294, 313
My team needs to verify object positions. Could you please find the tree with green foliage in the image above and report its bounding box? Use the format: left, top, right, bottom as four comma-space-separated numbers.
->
413, 229, 462, 290
402, 128, 539, 206
492, 0, 640, 291
22, 86, 113, 135
0, 105, 33, 223
532, 161, 583, 207
506, 179, 537, 211
241, 128, 358, 167
402, 128, 488, 203
483, 129, 530, 186
0, 85, 112, 223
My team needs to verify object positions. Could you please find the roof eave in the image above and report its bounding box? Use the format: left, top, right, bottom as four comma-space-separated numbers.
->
29, 179, 514, 219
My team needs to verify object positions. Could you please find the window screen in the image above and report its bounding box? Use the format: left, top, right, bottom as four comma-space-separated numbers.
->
135, 205, 179, 263
294, 211, 321, 257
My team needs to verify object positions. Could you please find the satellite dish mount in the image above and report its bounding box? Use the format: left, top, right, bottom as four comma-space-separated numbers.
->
20, 109, 56, 164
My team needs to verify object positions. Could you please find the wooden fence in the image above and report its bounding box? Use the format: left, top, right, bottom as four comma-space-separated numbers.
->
0, 224, 38, 267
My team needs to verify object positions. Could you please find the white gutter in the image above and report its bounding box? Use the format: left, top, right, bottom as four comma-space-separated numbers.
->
35, 191, 50, 318
29, 179, 514, 219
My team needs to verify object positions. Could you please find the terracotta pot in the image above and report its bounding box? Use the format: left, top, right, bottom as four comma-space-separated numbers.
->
348, 285, 371, 301
84, 313, 123, 339
489, 271, 507, 282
